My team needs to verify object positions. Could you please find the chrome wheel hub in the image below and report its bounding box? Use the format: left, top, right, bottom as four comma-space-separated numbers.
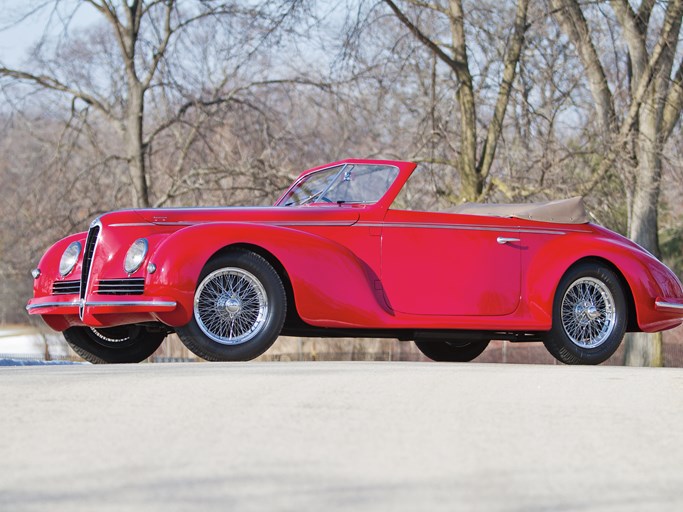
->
194, 267, 268, 345
221, 296, 242, 315
573, 302, 600, 324
561, 277, 615, 349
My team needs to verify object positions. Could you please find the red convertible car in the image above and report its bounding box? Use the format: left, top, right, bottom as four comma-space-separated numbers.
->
27, 159, 683, 364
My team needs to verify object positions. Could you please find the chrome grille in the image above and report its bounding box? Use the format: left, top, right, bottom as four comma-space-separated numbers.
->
79, 225, 100, 300
52, 280, 80, 295
96, 278, 145, 295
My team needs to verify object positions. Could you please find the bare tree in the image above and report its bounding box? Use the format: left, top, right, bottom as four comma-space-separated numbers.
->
379, 0, 530, 201
549, 0, 683, 365
0, 0, 306, 208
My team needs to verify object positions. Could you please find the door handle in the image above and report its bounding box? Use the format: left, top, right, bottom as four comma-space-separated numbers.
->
497, 237, 520, 244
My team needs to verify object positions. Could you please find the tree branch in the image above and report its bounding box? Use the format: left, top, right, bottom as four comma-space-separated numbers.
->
0, 67, 113, 118
662, 55, 683, 140
636, 0, 656, 35
381, 0, 468, 75
144, 78, 333, 146
619, 0, 682, 138
85, 1, 130, 62
609, 0, 647, 92
549, 0, 616, 131
402, 0, 448, 15
141, 0, 175, 90
579, 3, 683, 196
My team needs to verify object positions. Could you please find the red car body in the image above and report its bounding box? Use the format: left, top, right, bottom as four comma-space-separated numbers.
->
27, 159, 683, 363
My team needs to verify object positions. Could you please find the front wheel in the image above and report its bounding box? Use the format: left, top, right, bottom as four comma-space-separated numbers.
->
63, 325, 166, 364
414, 339, 490, 362
543, 262, 627, 365
176, 250, 286, 361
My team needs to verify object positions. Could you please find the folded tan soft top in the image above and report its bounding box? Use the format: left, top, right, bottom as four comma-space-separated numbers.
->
445, 196, 588, 224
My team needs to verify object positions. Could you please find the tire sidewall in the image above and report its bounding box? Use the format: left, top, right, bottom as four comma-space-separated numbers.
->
547, 263, 626, 364
63, 325, 165, 364
414, 339, 490, 362
178, 250, 286, 361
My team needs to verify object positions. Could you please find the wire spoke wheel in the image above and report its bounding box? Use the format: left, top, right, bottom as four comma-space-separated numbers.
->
177, 251, 287, 361
543, 262, 626, 365
561, 277, 615, 349
194, 267, 269, 345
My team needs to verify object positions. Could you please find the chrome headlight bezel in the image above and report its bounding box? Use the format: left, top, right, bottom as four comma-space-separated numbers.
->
59, 241, 82, 277
124, 238, 149, 275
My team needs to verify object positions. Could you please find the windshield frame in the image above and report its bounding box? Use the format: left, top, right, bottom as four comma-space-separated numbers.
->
277, 163, 400, 207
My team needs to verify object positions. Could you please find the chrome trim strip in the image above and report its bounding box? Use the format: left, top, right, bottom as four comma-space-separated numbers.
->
109, 223, 153, 227
111, 220, 360, 228
655, 300, 683, 311
105, 219, 577, 234
357, 222, 570, 235
27, 299, 176, 311
84, 300, 177, 308
271, 221, 355, 227
26, 301, 80, 311
112, 220, 358, 228
80, 221, 102, 318
135, 206, 284, 213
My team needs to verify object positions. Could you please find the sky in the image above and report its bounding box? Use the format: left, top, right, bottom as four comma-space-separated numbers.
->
0, 1, 101, 67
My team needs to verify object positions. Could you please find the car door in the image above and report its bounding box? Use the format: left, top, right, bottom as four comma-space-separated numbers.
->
380, 209, 522, 316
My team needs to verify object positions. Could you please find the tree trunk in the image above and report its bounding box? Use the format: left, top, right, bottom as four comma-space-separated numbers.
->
624, 332, 663, 366
456, 86, 480, 201
125, 84, 150, 208
629, 124, 662, 258
448, 0, 480, 202
624, 93, 663, 366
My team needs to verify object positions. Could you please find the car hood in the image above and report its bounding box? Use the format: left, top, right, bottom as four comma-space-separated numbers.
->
100, 206, 362, 228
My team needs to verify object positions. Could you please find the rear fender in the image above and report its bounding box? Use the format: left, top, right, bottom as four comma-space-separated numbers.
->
525, 232, 683, 332
147, 222, 389, 327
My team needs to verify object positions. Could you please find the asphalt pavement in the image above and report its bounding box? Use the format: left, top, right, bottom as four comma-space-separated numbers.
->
1, 361, 682, 511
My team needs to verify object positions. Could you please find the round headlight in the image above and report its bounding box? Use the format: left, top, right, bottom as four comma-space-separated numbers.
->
59, 241, 82, 277
124, 238, 148, 274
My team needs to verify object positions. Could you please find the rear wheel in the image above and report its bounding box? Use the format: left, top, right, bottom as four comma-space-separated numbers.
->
543, 262, 626, 365
176, 250, 286, 361
63, 325, 166, 364
414, 339, 490, 362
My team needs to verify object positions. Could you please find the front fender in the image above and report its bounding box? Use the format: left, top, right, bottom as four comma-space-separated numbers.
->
525, 230, 683, 332
32, 232, 88, 298
147, 222, 389, 328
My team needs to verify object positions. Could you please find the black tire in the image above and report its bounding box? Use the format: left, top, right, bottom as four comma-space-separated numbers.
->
63, 325, 166, 364
176, 250, 286, 361
414, 339, 490, 362
543, 262, 627, 365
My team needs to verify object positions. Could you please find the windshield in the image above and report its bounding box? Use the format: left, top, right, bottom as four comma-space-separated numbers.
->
279, 164, 399, 206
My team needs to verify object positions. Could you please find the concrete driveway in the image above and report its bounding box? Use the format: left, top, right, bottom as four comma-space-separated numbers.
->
1, 361, 681, 511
